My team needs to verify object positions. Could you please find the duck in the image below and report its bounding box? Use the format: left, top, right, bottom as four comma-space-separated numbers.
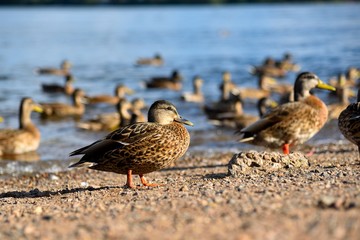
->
76, 98, 133, 131
219, 71, 238, 102
239, 72, 336, 154
249, 57, 287, 78
181, 76, 204, 103
69, 100, 193, 189
35, 60, 72, 76
328, 85, 355, 120
41, 74, 75, 95
130, 98, 147, 123
86, 84, 134, 105
0, 98, 43, 156
275, 52, 301, 72
233, 74, 275, 101
40, 88, 86, 119
146, 70, 183, 91
209, 96, 278, 129
338, 89, 360, 156
136, 54, 164, 66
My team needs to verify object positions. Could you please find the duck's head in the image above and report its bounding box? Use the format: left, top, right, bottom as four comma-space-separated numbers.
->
148, 100, 193, 126
294, 72, 336, 101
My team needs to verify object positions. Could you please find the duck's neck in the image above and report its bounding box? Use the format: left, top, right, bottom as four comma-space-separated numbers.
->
194, 83, 202, 95
19, 107, 40, 137
303, 95, 328, 125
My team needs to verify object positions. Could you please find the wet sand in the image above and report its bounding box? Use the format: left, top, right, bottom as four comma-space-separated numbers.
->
1, 143, 360, 240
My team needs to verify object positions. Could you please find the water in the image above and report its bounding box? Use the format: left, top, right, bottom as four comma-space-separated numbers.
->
0, 3, 359, 175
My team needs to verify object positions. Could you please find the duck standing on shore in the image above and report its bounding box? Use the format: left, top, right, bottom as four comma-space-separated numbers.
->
69, 100, 193, 189
0, 98, 43, 155
239, 72, 336, 154
338, 90, 360, 156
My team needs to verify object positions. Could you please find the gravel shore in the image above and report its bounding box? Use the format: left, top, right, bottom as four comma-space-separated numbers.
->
1, 143, 360, 240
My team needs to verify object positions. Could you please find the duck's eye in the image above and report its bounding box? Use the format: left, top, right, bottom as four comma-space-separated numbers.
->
167, 106, 173, 111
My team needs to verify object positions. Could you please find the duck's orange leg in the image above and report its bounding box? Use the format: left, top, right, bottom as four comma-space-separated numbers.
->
282, 143, 290, 154
126, 169, 136, 189
139, 174, 162, 187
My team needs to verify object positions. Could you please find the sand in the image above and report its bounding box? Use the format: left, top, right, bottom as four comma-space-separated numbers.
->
0, 143, 360, 240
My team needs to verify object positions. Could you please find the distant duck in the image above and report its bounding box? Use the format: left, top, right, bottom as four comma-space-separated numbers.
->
136, 54, 164, 66
249, 57, 287, 78
233, 74, 275, 101
329, 68, 360, 88
209, 96, 278, 129
146, 70, 183, 91
130, 98, 147, 123
42, 74, 75, 95
69, 100, 193, 189
181, 76, 204, 103
76, 98, 133, 131
239, 72, 336, 154
275, 52, 301, 72
328, 86, 355, 120
86, 84, 134, 105
40, 88, 86, 119
0, 98, 43, 156
35, 60, 72, 76
219, 71, 238, 102
338, 89, 360, 156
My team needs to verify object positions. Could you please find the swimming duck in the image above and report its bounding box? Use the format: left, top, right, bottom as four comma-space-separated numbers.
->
181, 76, 204, 103
130, 98, 147, 123
275, 52, 301, 72
86, 84, 134, 105
328, 86, 355, 120
219, 71, 238, 101
146, 70, 183, 91
40, 88, 86, 119
136, 54, 164, 66
0, 98, 43, 156
76, 98, 132, 131
239, 72, 336, 154
69, 100, 193, 189
249, 57, 287, 78
35, 60, 72, 76
233, 74, 275, 100
42, 74, 75, 95
209, 97, 278, 129
338, 90, 360, 156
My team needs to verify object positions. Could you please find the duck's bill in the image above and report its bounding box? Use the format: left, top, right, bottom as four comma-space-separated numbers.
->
317, 81, 336, 91
33, 105, 43, 113
176, 117, 194, 126
0, 116, 3, 122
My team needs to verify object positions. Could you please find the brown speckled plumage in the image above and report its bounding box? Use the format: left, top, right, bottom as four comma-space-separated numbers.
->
239, 72, 335, 154
338, 90, 360, 156
69, 100, 193, 188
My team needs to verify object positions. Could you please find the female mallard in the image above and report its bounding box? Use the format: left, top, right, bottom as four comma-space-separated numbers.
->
42, 74, 75, 95
0, 98, 43, 155
130, 98, 147, 123
76, 98, 132, 131
69, 100, 193, 189
338, 90, 360, 156
219, 71, 238, 101
86, 84, 134, 105
40, 88, 86, 118
146, 70, 183, 91
249, 57, 287, 78
239, 72, 336, 154
35, 60, 72, 76
136, 54, 164, 66
181, 76, 204, 103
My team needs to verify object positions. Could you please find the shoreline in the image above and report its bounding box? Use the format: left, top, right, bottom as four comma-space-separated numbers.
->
1, 142, 360, 239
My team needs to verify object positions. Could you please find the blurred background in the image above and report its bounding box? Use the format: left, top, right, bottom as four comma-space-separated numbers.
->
0, 1, 359, 174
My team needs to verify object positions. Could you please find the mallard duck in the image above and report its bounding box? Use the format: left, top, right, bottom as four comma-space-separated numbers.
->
136, 54, 164, 66
209, 97, 278, 129
275, 52, 301, 72
35, 60, 72, 76
0, 98, 43, 155
40, 88, 86, 118
338, 89, 360, 156
239, 72, 336, 154
86, 84, 134, 105
181, 76, 204, 103
219, 71, 238, 101
234, 74, 274, 100
130, 98, 147, 123
42, 74, 75, 95
69, 100, 193, 189
249, 57, 287, 78
146, 70, 183, 91
76, 98, 132, 131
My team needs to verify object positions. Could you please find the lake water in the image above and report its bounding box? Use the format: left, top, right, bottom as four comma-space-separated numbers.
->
0, 3, 359, 175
